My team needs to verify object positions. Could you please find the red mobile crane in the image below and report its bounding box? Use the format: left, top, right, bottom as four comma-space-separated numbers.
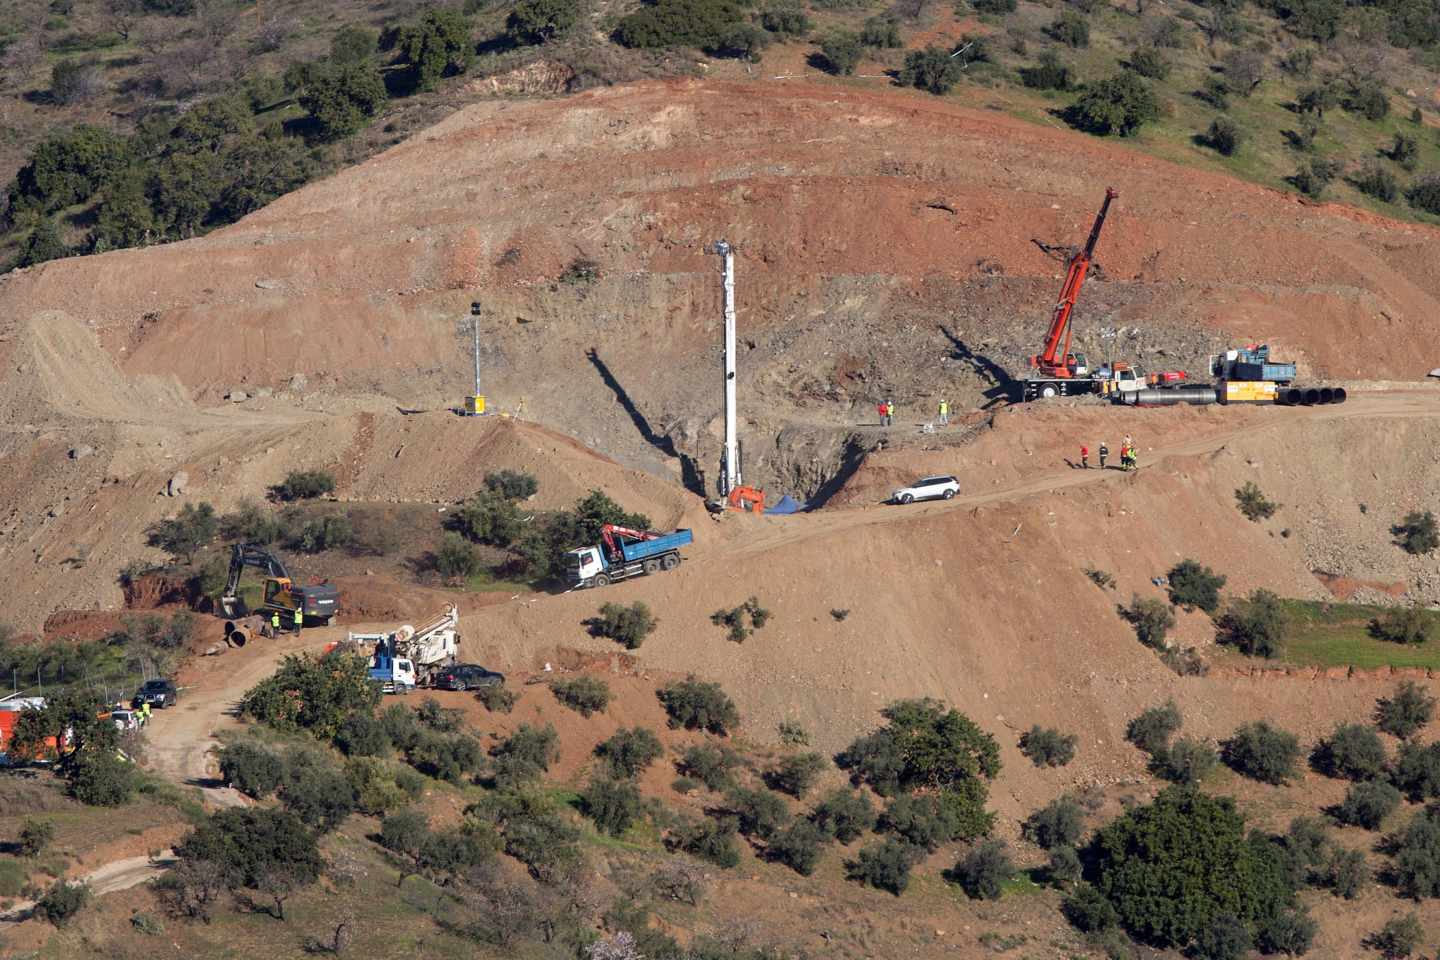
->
1023, 188, 1118, 400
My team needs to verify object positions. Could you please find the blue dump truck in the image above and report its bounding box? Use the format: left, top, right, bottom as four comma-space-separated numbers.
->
566, 524, 693, 588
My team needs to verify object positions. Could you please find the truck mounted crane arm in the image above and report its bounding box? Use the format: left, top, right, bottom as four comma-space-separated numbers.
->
1030, 188, 1117, 379
599, 524, 661, 560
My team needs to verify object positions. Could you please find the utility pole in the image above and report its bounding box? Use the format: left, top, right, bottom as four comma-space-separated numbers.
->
716, 240, 740, 497
466, 301, 486, 416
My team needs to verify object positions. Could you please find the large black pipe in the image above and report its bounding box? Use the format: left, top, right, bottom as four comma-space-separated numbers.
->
1303, 388, 1321, 405
1332, 387, 1347, 404
1319, 387, 1334, 404
1126, 387, 1219, 406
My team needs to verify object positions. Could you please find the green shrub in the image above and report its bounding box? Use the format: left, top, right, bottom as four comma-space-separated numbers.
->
710, 597, 771, 642
581, 777, 644, 837
838, 698, 1000, 796
847, 839, 923, 895
36, 880, 90, 927
1119, 596, 1175, 650
416, 698, 464, 733
715, 23, 770, 60
1091, 787, 1297, 948
406, 730, 484, 785
898, 46, 962, 95
819, 31, 863, 75
595, 727, 663, 779
398, 7, 473, 92
879, 782, 993, 849
1369, 913, 1424, 959
1222, 721, 1300, 785
344, 757, 407, 815
506, 0, 579, 44
68, 751, 136, 806
379, 704, 423, 752
1046, 845, 1083, 885
477, 683, 516, 713
1258, 906, 1317, 956
678, 743, 742, 791
451, 489, 524, 547
1217, 589, 1287, 658
1195, 914, 1251, 960
1167, 560, 1226, 613
669, 816, 741, 868
953, 838, 1013, 900
297, 59, 387, 142
1067, 72, 1159, 137
146, 502, 218, 563
1128, 46, 1169, 79
810, 788, 876, 843
613, 0, 748, 49
768, 818, 828, 875
1234, 481, 1277, 519
659, 677, 740, 735
220, 500, 282, 544
335, 712, 389, 757
434, 534, 482, 580
725, 787, 789, 840
758, 2, 810, 36
1021, 50, 1072, 90
1019, 726, 1078, 767
1355, 163, 1400, 202
1394, 511, 1440, 554
17, 819, 55, 858
50, 58, 104, 105
279, 756, 357, 832
1294, 157, 1341, 199
1198, 76, 1232, 110
241, 653, 379, 741
971, 0, 1015, 10
1023, 795, 1083, 850
219, 741, 286, 798
483, 470, 539, 500
778, 719, 811, 745
585, 602, 656, 650
552, 675, 612, 717
1048, 10, 1089, 46
272, 470, 335, 501
1310, 723, 1385, 780
1370, 606, 1433, 645
489, 724, 559, 787
1125, 700, 1182, 756
1334, 779, 1400, 830
1323, 846, 1368, 898
175, 807, 322, 915
1391, 133, 1420, 170
1377, 681, 1436, 739
1392, 740, 1440, 800
1062, 882, 1118, 932
767, 752, 826, 797
859, 16, 901, 47
1158, 736, 1218, 785
1343, 82, 1389, 121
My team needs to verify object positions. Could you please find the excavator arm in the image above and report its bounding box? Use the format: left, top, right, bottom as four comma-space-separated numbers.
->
1030, 188, 1117, 378
220, 544, 292, 616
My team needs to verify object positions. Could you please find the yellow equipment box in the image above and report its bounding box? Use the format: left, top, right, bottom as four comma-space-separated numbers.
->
1220, 380, 1277, 404
464, 395, 486, 416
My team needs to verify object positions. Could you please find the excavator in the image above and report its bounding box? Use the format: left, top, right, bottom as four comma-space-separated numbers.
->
220, 543, 339, 626
1023, 188, 1119, 400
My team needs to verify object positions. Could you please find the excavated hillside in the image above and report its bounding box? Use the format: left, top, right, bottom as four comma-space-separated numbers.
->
2, 79, 1440, 507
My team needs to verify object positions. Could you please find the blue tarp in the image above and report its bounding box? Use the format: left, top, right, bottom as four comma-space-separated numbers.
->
765, 495, 804, 515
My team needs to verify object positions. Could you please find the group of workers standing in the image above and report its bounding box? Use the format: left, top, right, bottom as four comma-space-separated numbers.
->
875, 399, 953, 428
1079, 435, 1137, 470
270, 608, 304, 636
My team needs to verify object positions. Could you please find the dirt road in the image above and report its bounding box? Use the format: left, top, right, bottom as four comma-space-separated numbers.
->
0, 851, 178, 921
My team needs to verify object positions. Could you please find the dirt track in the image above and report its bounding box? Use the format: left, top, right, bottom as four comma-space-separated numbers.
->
0, 851, 177, 921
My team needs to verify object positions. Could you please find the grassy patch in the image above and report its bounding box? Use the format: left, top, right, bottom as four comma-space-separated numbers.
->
1277, 600, 1440, 669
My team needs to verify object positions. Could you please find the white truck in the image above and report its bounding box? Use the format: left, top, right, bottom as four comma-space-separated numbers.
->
351, 604, 462, 694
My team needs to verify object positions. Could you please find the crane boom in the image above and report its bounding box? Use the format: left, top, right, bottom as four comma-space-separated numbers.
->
1030, 188, 1117, 378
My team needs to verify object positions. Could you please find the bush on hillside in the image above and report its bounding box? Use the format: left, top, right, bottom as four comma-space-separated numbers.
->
271, 470, 335, 501
581, 776, 645, 837
1310, 723, 1385, 780
1335, 779, 1400, 830
297, 58, 387, 142
847, 839, 923, 895
612, 0, 747, 50
837, 698, 1000, 796
1091, 787, 1298, 948
819, 31, 863, 75
483, 469, 539, 500
505, 0, 579, 44
1167, 560, 1226, 613
551, 675, 612, 717
241, 653, 379, 741
146, 502, 218, 563
678, 743, 742, 791
477, 683, 517, 713
1048, 10, 1090, 46
585, 602, 657, 650
768, 818, 828, 875
1195, 914, 1252, 960
1368, 913, 1424, 960
1125, 701, 1182, 756
1355, 163, 1400, 203
1062, 882, 1118, 932
1019, 726, 1078, 767
767, 752, 827, 797
859, 16, 901, 48
397, 7, 473, 92
68, 751, 137, 806
1234, 481, 1278, 520
810, 788, 876, 843
1377, 681, 1437, 739
1390, 133, 1419, 170
1020, 50, 1072, 90
1222, 721, 1300, 785
710, 597, 770, 642
1024, 795, 1084, 850
1371, 606, 1433, 646
434, 534, 482, 580
1217, 589, 1287, 658
219, 741, 286, 798
1046, 845, 1083, 885
668, 816, 741, 868
1206, 114, 1246, 156
1323, 846, 1369, 899
279, 755, 357, 832
287, 513, 355, 554
1343, 81, 1389, 121
1294, 157, 1341, 199
715, 23, 770, 61
1119, 596, 1175, 650
489, 724, 559, 788
758, 2, 810, 36
659, 677, 740, 735
952, 838, 1013, 899
17, 819, 55, 858
725, 786, 790, 840
36, 880, 91, 927
897, 46, 962, 95
451, 489, 524, 547
879, 781, 993, 849
595, 727, 663, 779
1127, 46, 1169, 79
1158, 736, 1218, 785
335, 711, 389, 757
971, 0, 1015, 10
1394, 511, 1440, 554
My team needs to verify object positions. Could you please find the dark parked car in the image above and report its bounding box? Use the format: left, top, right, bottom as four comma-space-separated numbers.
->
432, 664, 505, 691
134, 678, 178, 709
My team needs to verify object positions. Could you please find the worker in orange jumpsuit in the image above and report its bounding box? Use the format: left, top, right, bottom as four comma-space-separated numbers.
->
1080, 445, 1089, 469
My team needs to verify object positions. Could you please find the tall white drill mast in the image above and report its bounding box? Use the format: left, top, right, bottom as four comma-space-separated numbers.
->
717, 240, 740, 497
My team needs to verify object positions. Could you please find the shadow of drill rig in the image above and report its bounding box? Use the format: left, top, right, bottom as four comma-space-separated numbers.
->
586, 348, 707, 497
938, 324, 1020, 408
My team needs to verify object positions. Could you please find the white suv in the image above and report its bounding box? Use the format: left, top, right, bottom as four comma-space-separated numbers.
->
891, 475, 959, 504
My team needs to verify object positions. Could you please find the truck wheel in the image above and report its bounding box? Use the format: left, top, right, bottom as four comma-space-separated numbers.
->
325, 616, 336, 627
643, 559, 660, 575
660, 554, 680, 571
593, 574, 611, 587
1040, 384, 1058, 399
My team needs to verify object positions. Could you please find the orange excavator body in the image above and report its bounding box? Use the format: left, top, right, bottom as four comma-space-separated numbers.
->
727, 485, 765, 514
